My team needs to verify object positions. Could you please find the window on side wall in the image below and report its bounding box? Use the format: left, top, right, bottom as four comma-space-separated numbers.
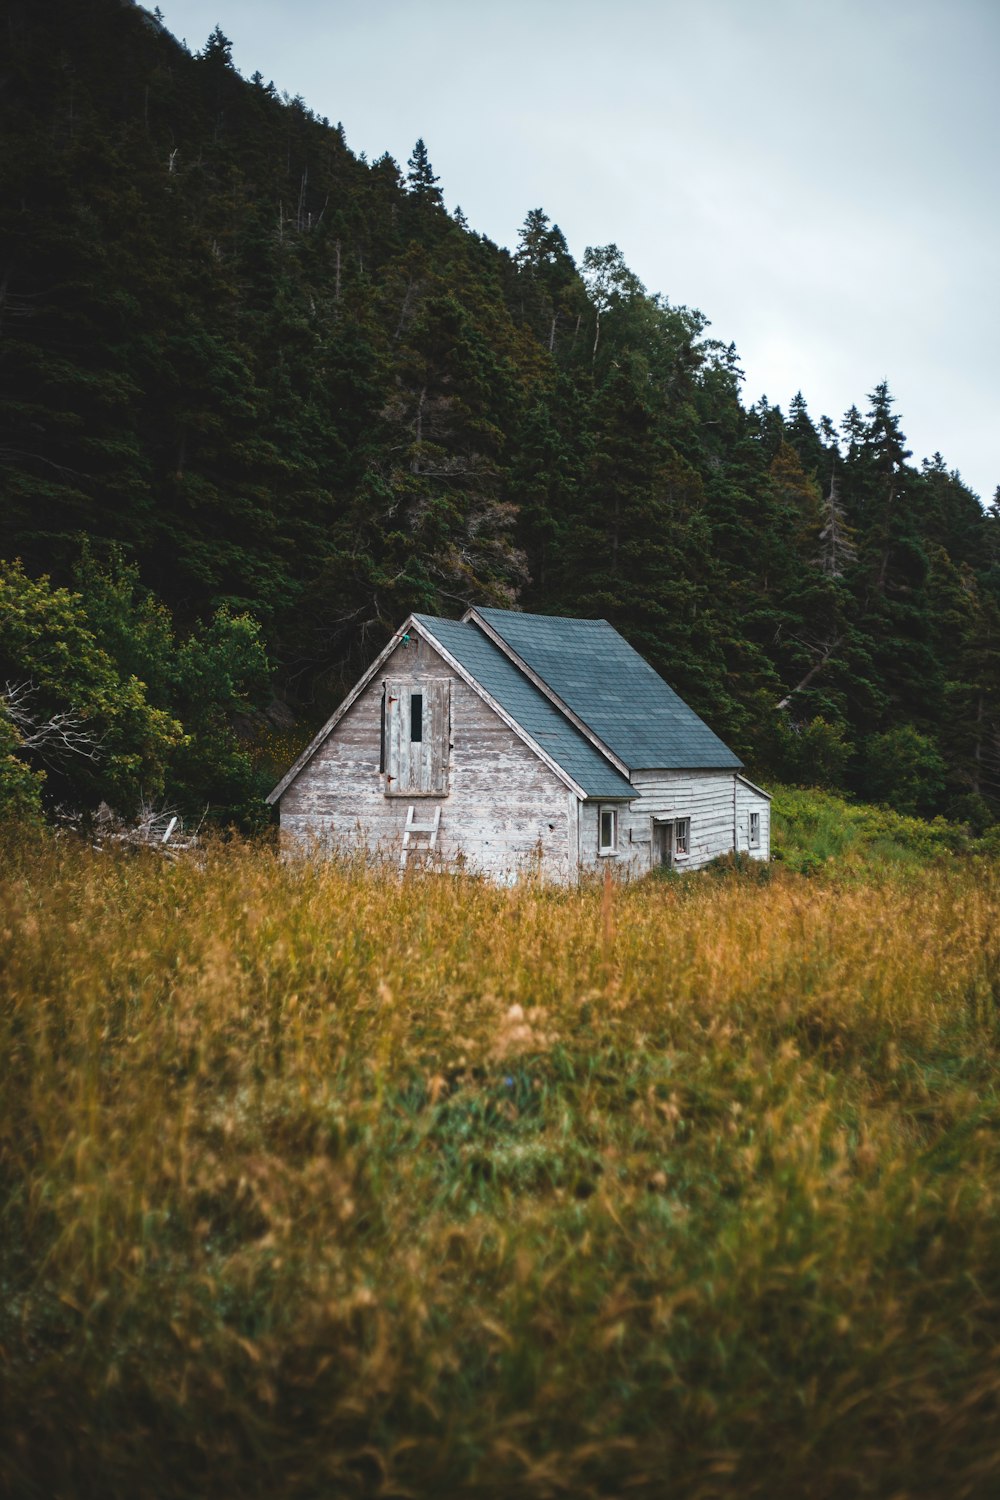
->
675, 817, 690, 857
749, 811, 760, 848
598, 806, 618, 855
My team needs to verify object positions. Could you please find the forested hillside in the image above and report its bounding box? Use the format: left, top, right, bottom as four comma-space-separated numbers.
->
2, 0, 999, 827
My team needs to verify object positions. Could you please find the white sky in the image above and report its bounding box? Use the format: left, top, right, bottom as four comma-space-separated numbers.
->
158, 0, 999, 502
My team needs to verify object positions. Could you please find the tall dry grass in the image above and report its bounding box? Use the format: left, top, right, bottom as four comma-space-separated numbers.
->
2, 833, 1000, 1498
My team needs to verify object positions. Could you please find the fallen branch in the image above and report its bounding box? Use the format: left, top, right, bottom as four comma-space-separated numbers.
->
776, 636, 844, 710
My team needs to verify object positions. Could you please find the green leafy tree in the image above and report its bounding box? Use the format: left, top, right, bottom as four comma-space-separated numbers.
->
71, 548, 271, 823
0, 560, 183, 813
0, 710, 47, 825
862, 724, 947, 817
580, 243, 645, 372
755, 706, 854, 788
168, 608, 271, 827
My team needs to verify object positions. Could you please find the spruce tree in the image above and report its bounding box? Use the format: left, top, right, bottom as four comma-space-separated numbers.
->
405, 137, 443, 206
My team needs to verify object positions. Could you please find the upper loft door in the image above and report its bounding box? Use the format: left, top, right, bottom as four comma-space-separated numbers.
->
384, 679, 451, 795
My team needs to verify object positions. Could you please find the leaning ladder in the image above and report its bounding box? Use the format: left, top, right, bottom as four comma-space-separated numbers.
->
400, 804, 441, 869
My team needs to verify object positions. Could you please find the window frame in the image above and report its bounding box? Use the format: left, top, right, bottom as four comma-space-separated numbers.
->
749, 811, 760, 848
674, 817, 690, 858
598, 806, 619, 856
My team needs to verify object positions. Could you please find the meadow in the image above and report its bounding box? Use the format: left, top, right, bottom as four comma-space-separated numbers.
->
2, 800, 1000, 1499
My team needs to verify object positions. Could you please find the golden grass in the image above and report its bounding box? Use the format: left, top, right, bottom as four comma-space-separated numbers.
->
2, 834, 1000, 1498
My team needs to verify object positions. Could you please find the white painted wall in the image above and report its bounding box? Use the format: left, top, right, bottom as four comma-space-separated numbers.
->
735, 777, 771, 860
580, 769, 769, 878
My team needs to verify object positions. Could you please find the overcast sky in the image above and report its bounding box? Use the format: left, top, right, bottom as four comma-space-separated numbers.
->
158, 0, 999, 502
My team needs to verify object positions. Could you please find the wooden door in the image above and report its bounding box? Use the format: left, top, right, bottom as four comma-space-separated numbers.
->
653, 820, 674, 868
385, 679, 451, 795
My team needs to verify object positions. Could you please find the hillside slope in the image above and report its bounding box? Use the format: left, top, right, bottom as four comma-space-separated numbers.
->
1, 0, 998, 822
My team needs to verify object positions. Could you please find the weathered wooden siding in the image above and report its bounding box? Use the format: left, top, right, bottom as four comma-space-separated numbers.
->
735, 778, 771, 860
579, 770, 745, 878
279, 633, 577, 881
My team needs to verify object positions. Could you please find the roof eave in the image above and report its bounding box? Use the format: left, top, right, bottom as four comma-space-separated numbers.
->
736, 772, 773, 800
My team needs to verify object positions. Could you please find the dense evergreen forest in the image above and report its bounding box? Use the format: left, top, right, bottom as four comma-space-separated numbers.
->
2, 0, 999, 829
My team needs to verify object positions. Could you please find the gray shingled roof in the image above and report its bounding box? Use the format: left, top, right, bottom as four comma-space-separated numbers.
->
473, 608, 742, 770
414, 615, 636, 799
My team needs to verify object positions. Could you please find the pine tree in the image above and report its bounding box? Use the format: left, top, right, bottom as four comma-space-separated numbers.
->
787, 390, 827, 477
515, 208, 557, 269
405, 138, 443, 205
512, 208, 580, 351
199, 25, 234, 67
841, 404, 866, 457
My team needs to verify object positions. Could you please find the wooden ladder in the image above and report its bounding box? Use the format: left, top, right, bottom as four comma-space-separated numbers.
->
400, 804, 441, 869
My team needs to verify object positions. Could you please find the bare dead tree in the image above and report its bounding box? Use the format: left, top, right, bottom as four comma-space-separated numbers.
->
817, 473, 857, 579
2, 681, 103, 764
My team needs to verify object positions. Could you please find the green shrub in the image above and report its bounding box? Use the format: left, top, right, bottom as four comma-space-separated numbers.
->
861, 725, 948, 817
771, 784, 978, 874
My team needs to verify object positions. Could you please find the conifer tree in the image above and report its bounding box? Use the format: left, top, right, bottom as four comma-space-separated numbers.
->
199, 25, 234, 67
515, 209, 556, 269
512, 208, 580, 351
787, 391, 828, 478
406, 138, 443, 205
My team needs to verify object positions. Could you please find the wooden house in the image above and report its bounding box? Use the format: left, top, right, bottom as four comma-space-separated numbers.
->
267, 608, 771, 881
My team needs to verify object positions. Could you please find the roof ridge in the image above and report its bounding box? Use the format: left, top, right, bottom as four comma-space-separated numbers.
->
477, 606, 614, 627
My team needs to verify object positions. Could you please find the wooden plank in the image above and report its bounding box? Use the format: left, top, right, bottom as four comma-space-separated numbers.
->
383, 678, 451, 796
428, 679, 450, 795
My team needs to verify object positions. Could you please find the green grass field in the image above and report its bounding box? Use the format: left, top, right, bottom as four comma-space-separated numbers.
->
3, 795, 1000, 1498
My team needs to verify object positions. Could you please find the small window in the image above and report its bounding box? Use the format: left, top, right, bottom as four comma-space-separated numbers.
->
675, 817, 690, 856
410, 692, 423, 743
749, 811, 760, 848
598, 807, 618, 854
